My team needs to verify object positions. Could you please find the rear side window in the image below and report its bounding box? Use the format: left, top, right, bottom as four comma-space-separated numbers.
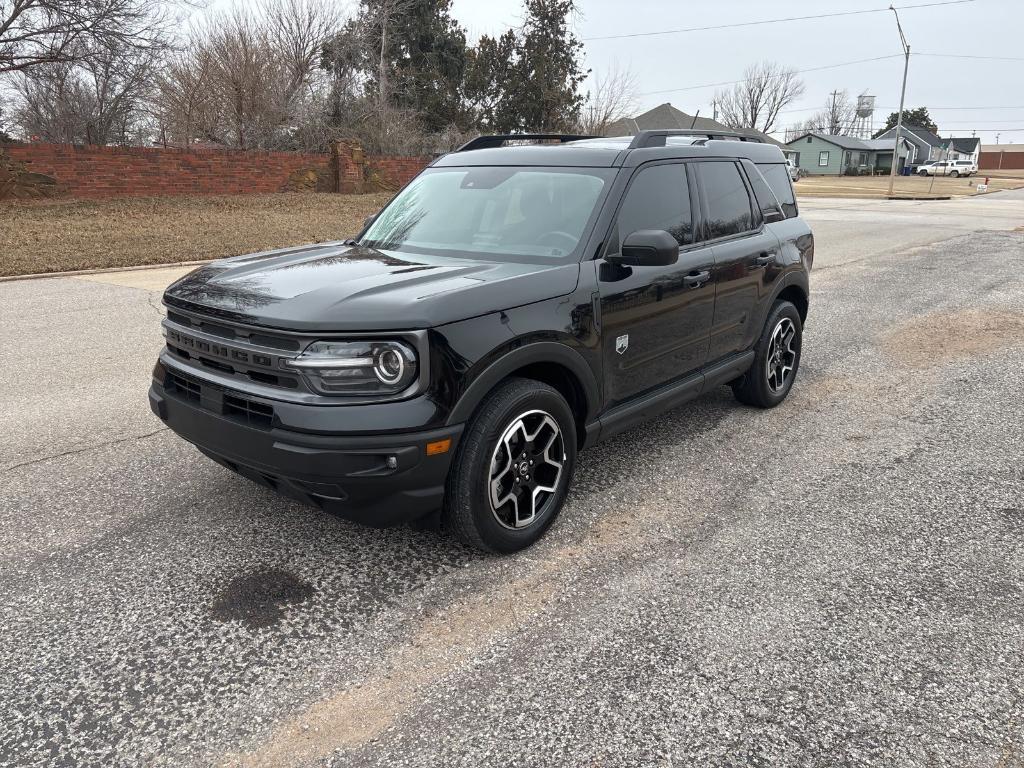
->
699, 161, 754, 239
741, 160, 783, 222
615, 163, 693, 248
757, 163, 798, 219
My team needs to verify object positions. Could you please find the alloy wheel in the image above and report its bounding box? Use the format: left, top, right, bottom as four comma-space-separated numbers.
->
488, 410, 566, 530
765, 317, 798, 394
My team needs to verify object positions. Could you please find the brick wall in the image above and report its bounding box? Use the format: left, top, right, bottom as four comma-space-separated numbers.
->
0, 141, 431, 200
979, 149, 1024, 171
1, 144, 335, 199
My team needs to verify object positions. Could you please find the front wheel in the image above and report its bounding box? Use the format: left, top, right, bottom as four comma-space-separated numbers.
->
950, 170, 960, 178
919, 170, 929, 176
443, 378, 577, 553
731, 301, 803, 408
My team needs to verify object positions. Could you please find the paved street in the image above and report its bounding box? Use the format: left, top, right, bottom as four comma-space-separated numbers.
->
1, 191, 1023, 767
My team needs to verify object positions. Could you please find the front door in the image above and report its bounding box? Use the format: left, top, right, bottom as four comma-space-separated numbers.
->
597, 161, 715, 408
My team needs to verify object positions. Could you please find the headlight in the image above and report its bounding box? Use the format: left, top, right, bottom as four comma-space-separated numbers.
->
284, 340, 418, 396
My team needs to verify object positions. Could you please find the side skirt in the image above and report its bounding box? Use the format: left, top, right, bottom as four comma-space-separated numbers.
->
588, 350, 754, 445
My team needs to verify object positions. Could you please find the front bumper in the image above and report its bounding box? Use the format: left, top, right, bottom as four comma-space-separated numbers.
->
149, 366, 463, 527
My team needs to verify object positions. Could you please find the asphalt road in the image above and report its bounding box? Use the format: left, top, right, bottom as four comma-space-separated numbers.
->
1, 192, 1023, 767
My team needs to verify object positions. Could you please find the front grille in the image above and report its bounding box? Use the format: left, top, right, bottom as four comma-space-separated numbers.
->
163, 310, 306, 393
224, 393, 275, 428
167, 370, 201, 403
165, 369, 275, 429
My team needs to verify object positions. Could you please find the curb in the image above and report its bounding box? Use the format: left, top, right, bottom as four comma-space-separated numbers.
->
886, 195, 953, 201
0, 259, 212, 283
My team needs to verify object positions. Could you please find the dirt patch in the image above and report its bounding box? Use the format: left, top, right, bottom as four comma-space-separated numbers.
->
882, 309, 1024, 369
0, 192, 391, 277
211, 568, 316, 629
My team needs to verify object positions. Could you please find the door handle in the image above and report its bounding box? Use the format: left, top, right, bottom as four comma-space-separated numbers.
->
683, 270, 711, 288
753, 252, 775, 267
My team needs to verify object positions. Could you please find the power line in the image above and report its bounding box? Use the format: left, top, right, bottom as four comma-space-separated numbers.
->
636, 54, 904, 97
914, 52, 1024, 62
583, 0, 974, 42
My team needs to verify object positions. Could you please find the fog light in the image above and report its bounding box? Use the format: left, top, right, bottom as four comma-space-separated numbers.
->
386, 455, 398, 470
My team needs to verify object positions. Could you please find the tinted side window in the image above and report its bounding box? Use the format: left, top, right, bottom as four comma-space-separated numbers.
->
700, 161, 754, 239
741, 160, 783, 221
615, 163, 693, 248
757, 163, 798, 219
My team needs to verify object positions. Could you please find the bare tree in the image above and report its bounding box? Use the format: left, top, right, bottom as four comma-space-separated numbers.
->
714, 60, 804, 134
152, 0, 343, 152
152, 44, 213, 147
261, 0, 341, 100
0, 0, 177, 74
813, 89, 857, 135
577, 63, 638, 136
13, 39, 157, 144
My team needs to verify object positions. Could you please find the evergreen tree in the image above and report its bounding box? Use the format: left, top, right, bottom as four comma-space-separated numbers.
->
509, 0, 587, 131
874, 107, 937, 137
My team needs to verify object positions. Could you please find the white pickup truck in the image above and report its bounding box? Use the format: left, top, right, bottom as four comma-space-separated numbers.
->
917, 160, 977, 177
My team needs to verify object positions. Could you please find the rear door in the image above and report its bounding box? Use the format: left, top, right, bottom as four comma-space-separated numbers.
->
696, 160, 782, 363
596, 161, 715, 407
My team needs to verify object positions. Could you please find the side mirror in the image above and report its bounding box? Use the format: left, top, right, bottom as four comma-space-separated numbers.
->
608, 230, 679, 267
362, 213, 377, 230
763, 208, 785, 224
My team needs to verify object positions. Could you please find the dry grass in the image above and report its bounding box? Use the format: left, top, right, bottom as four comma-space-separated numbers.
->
0, 192, 392, 277
794, 173, 1024, 199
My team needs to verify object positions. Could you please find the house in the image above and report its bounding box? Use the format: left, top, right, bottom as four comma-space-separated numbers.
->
944, 137, 981, 164
873, 124, 944, 166
604, 103, 785, 146
784, 132, 913, 175
979, 143, 1024, 171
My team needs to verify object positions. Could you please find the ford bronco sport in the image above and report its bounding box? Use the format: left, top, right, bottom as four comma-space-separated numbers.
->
149, 131, 813, 553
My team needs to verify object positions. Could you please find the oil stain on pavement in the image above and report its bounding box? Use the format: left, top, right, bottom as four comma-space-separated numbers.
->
211, 568, 316, 629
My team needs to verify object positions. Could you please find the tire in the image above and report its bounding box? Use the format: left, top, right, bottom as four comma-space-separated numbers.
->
731, 301, 803, 409
950, 170, 960, 178
918, 170, 929, 176
443, 378, 577, 554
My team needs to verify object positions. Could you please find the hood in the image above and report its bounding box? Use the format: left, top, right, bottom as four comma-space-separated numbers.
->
163, 241, 580, 331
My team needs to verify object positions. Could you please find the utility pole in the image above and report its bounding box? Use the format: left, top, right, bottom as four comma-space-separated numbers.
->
887, 5, 911, 198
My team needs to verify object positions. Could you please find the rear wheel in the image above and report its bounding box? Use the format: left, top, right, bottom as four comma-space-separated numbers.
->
731, 301, 803, 408
950, 170, 960, 178
443, 378, 576, 553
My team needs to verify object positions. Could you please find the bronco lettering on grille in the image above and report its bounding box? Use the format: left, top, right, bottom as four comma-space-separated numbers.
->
167, 329, 274, 368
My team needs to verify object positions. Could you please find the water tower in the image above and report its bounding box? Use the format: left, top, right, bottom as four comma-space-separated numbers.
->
851, 92, 876, 138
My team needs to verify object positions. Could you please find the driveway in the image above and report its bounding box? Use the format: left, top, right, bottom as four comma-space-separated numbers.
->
1, 192, 1023, 767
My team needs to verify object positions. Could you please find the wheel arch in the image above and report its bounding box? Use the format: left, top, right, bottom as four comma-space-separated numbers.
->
446, 341, 600, 447
772, 271, 810, 323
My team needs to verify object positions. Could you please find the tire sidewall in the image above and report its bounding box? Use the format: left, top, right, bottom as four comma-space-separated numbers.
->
749, 301, 803, 407
457, 384, 577, 553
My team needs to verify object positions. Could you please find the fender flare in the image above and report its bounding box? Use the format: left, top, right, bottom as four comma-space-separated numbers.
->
769, 268, 809, 313
446, 341, 600, 426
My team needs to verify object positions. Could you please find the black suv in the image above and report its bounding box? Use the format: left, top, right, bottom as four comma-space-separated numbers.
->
150, 131, 813, 553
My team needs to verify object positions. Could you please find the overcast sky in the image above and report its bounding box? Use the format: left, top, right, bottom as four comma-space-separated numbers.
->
449, 0, 1022, 144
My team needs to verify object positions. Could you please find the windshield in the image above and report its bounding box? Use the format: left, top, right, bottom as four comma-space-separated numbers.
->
360, 166, 614, 263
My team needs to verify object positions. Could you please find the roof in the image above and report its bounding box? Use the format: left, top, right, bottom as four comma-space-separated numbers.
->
786, 132, 871, 150
946, 137, 980, 153
981, 143, 1024, 152
432, 135, 786, 168
606, 103, 719, 135
874, 124, 944, 147
604, 102, 784, 145
862, 138, 909, 151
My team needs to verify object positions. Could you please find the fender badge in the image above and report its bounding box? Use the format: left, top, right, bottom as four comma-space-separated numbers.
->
615, 334, 629, 354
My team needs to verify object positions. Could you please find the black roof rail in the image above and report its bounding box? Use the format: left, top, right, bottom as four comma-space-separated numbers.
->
628, 129, 765, 149
455, 133, 599, 152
